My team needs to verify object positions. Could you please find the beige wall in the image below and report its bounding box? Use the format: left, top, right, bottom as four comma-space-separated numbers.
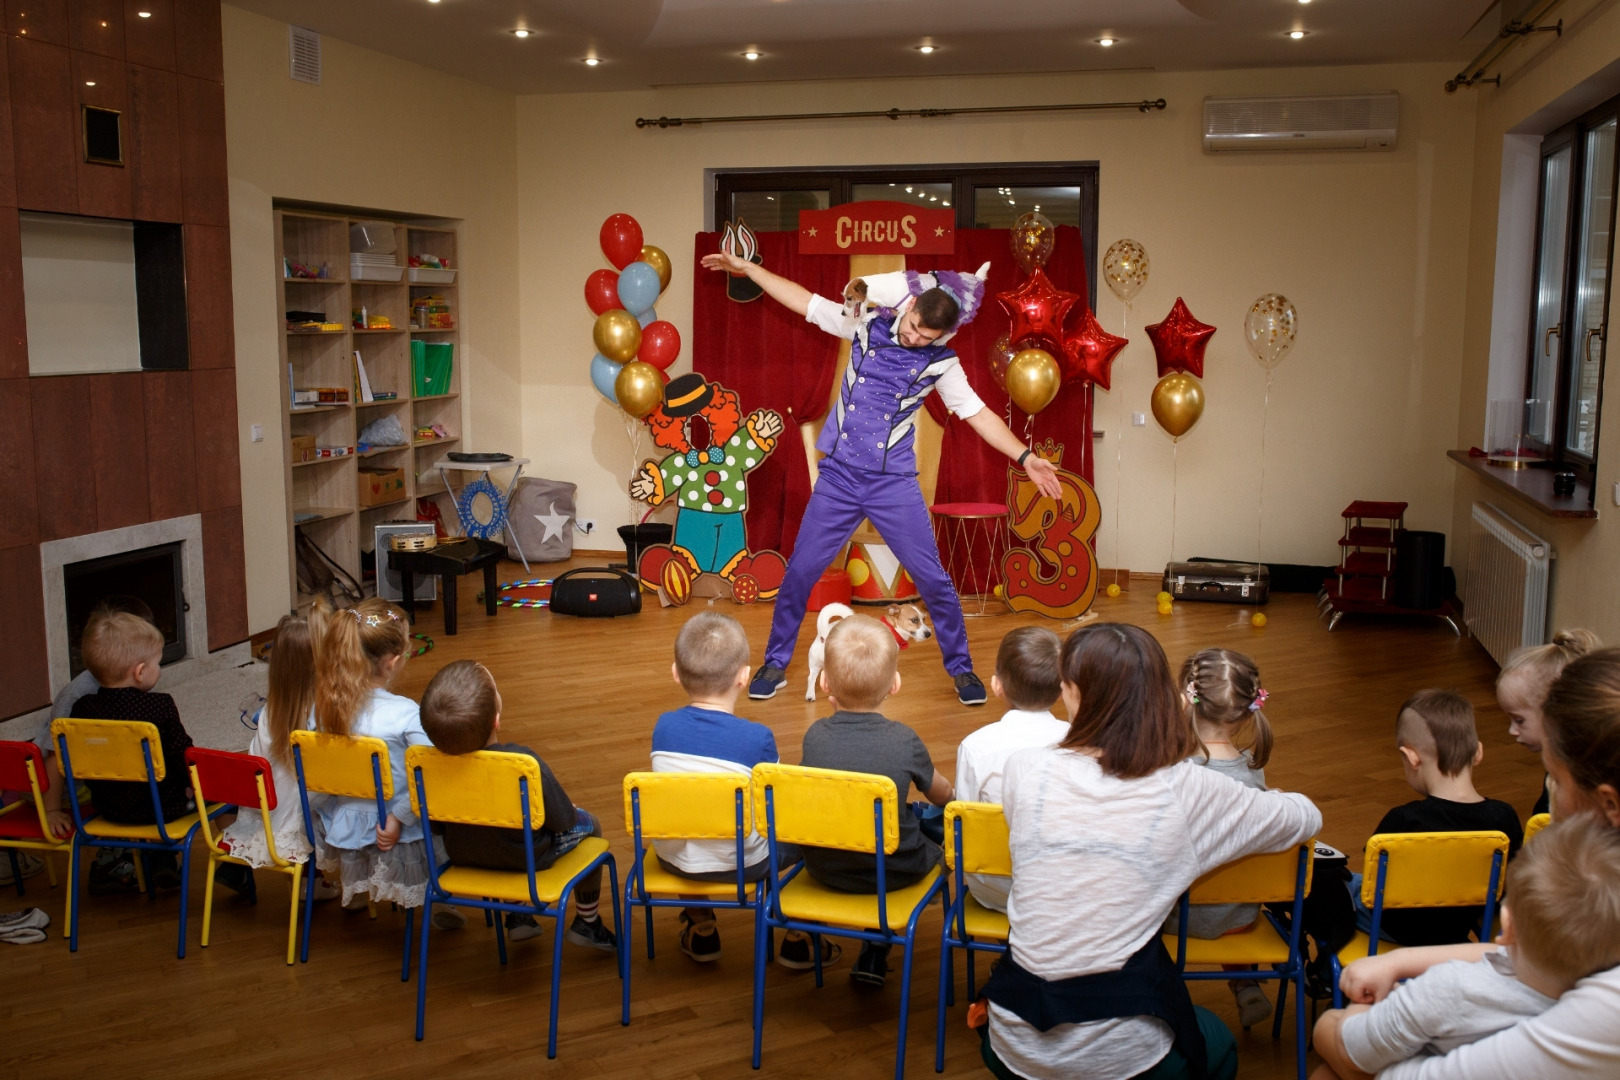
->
1449, 0, 1620, 643
516, 63, 1477, 573
222, 4, 521, 633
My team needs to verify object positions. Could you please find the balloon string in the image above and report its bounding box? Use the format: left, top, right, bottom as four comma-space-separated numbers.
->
1171, 438, 1179, 564
624, 413, 645, 525
1258, 371, 1271, 576
1115, 299, 1131, 587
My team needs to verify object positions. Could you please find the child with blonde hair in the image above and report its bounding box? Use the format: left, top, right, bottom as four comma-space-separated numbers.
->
219, 617, 328, 893
310, 598, 431, 908
1496, 629, 1601, 816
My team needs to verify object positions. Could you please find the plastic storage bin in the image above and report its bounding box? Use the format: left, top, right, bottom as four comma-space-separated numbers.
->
412, 340, 453, 396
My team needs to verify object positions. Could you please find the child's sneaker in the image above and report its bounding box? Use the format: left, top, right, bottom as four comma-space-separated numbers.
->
431, 907, 468, 931
851, 941, 891, 987
311, 875, 341, 903
564, 914, 617, 952
0, 907, 49, 945
87, 855, 140, 895
679, 913, 721, 962
776, 931, 841, 970
506, 913, 544, 942
1233, 981, 1273, 1028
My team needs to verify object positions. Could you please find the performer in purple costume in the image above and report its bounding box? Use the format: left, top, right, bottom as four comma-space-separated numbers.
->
701, 250, 1060, 705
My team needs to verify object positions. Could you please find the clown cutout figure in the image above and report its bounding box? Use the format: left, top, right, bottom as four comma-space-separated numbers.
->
630, 373, 788, 605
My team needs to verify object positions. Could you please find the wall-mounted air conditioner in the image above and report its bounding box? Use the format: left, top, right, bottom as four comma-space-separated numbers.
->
1203, 92, 1399, 152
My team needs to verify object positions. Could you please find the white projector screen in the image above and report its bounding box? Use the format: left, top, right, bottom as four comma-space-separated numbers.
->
21, 212, 143, 376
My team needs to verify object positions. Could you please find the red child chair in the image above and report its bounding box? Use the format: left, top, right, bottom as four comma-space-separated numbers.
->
0, 741, 75, 922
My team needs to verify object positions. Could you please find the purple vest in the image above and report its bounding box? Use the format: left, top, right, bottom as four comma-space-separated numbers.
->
815, 311, 959, 475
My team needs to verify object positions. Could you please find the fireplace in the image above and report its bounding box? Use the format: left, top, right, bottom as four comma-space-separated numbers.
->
63, 542, 187, 676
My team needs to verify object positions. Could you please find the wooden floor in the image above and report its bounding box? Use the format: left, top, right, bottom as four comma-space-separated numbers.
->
0, 557, 1541, 1080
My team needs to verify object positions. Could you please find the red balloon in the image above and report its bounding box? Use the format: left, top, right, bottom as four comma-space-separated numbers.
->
994, 268, 1079, 355
1061, 308, 1129, 391
1145, 297, 1217, 379
584, 269, 620, 315
638, 320, 682, 371
600, 214, 644, 270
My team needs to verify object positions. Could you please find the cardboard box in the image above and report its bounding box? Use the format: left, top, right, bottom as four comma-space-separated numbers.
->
359, 466, 406, 508
291, 435, 316, 462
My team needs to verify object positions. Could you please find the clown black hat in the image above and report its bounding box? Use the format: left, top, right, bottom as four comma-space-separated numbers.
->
663, 373, 714, 417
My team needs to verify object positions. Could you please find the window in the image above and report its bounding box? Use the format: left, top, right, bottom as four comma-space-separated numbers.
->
1525, 97, 1618, 478
715, 163, 1099, 302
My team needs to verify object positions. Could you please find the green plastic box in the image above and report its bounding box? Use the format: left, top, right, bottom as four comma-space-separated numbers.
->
413, 341, 452, 397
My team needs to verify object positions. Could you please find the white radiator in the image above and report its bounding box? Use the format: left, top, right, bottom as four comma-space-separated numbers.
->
1464, 502, 1553, 665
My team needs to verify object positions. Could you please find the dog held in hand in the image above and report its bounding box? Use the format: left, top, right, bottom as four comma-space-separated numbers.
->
805, 602, 934, 701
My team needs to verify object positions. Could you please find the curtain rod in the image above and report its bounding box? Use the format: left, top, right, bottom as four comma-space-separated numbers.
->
634, 99, 1167, 129
1446, 0, 1563, 92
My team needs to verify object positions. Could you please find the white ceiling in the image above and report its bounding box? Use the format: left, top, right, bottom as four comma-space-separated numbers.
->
227, 0, 1507, 95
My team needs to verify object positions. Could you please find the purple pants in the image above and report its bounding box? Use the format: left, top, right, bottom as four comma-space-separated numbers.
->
765, 457, 971, 676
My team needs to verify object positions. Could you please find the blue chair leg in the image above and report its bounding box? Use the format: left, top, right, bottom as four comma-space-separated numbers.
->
1272, 966, 1289, 1040
484, 904, 494, 928
401, 906, 415, 982
896, 938, 916, 1080
175, 839, 192, 959
1294, 970, 1309, 1080
138, 850, 153, 897
812, 931, 824, 988
299, 861, 317, 963
494, 905, 509, 966
643, 890, 656, 959
752, 918, 771, 1068
414, 896, 433, 1040
67, 838, 83, 952
935, 928, 951, 1073
1331, 955, 1344, 1009
547, 899, 568, 1059
966, 947, 977, 1000
7, 848, 22, 896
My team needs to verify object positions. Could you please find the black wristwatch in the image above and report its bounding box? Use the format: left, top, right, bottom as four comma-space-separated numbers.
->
1017, 449, 1032, 467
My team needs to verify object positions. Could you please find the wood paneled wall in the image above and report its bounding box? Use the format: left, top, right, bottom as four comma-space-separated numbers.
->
0, 0, 243, 720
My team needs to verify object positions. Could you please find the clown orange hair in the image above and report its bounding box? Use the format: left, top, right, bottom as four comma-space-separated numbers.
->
643, 383, 743, 454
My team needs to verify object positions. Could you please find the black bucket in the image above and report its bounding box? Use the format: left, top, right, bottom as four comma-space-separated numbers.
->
618, 523, 673, 573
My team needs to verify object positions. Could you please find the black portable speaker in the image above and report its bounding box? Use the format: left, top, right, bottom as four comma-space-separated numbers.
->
548, 567, 641, 618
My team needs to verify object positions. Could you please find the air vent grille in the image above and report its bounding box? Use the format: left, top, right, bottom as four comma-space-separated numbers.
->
290, 25, 321, 85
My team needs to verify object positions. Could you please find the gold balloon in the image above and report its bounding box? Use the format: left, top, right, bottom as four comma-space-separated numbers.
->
1006, 348, 1061, 415
614, 360, 663, 420
639, 245, 672, 292
1151, 372, 1205, 439
593, 308, 642, 363
1010, 212, 1055, 274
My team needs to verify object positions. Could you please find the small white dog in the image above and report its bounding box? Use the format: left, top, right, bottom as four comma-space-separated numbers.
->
805, 602, 935, 701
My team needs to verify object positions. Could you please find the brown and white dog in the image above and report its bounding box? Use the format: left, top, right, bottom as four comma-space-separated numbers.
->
805, 601, 935, 701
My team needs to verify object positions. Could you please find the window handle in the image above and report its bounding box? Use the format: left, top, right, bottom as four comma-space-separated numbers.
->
1545, 324, 1561, 356
1586, 326, 1606, 364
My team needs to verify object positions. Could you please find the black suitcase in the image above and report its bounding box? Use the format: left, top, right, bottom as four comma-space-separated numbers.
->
549, 567, 642, 617
1162, 561, 1269, 605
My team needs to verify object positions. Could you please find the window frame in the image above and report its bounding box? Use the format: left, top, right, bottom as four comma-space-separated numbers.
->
714, 161, 1100, 306
1522, 96, 1619, 482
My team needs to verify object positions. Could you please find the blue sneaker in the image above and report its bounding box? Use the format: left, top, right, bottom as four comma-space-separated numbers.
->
954, 672, 988, 706
749, 664, 788, 700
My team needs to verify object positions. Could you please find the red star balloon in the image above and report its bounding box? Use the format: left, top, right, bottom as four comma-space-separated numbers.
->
1061, 307, 1129, 390
995, 268, 1078, 354
1144, 297, 1216, 379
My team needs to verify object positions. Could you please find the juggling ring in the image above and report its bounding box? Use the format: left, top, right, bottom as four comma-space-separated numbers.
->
411, 633, 434, 658
494, 578, 554, 610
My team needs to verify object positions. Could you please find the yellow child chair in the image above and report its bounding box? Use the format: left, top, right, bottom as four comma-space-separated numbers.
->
751, 762, 948, 1080
187, 747, 313, 965
934, 801, 1010, 1074
621, 772, 770, 1022
50, 717, 229, 958
1331, 830, 1510, 1008
289, 729, 414, 976
1525, 813, 1551, 844
406, 745, 624, 1054
1162, 842, 1316, 1080
0, 740, 72, 911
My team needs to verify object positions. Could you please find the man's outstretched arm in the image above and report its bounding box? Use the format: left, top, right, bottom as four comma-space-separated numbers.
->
965, 408, 1062, 498
701, 250, 814, 316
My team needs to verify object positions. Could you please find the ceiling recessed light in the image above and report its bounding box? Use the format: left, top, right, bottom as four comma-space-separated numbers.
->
942, 200, 950, 206
929, 196, 938, 201
511, 28, 530, 38
1288, 29, 1307, 39
1097, 38, 1116, 47
85, 81, 95, 86
584, 56, 601, 65
1298, 0, 1311, 4
916, 44, 935, 54
905, 185, 913, 192
99, 20, 107, 27
138, 10, 151, 17
743, 50, 760, 60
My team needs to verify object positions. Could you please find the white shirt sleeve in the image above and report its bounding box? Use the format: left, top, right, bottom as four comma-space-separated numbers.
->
805, 293, 858, 341
1172, 763, 1321, 874
1343, 962, 1471, 1073
933, 363, 986, 420
1376, 967, 1620, 1080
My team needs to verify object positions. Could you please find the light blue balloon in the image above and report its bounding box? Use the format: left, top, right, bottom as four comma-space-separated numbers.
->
590, 352, 622, 403
617, 261, 662, 316
637, 306, 658, 328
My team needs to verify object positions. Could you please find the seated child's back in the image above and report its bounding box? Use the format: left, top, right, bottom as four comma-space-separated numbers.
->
800, 615, 952, 894
69, 612, 193, 824
1371, 690, 1522, 946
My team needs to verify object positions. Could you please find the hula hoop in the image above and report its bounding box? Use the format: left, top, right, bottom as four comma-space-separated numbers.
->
411, 632, 435, 658
494, 578, 553, 609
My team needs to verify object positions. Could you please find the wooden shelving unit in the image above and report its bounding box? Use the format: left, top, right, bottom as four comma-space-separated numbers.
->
275, 207, 464, 610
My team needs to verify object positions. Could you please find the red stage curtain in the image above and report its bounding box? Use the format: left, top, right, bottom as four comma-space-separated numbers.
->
689, 232, 847, 556
690, 226, 1093, 555
925, 226, 1095, 499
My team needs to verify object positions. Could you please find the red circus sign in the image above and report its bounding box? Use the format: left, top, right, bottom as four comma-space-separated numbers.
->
798, 200, 956, 255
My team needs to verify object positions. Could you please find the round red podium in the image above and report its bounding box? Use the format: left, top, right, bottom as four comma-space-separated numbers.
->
929, 501, 1010, 616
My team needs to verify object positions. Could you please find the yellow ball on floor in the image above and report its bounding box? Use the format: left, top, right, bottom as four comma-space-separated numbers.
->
1251, 611, 1267, 628
1105, 583, 1121, 598
1157, 600, 1173, 616
1157, 591, 1172, 603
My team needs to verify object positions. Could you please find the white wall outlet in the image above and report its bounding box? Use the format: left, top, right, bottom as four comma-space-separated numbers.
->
576, 519, 597, 535
1131, 411, 1147, 427
250, 423, 264, 443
